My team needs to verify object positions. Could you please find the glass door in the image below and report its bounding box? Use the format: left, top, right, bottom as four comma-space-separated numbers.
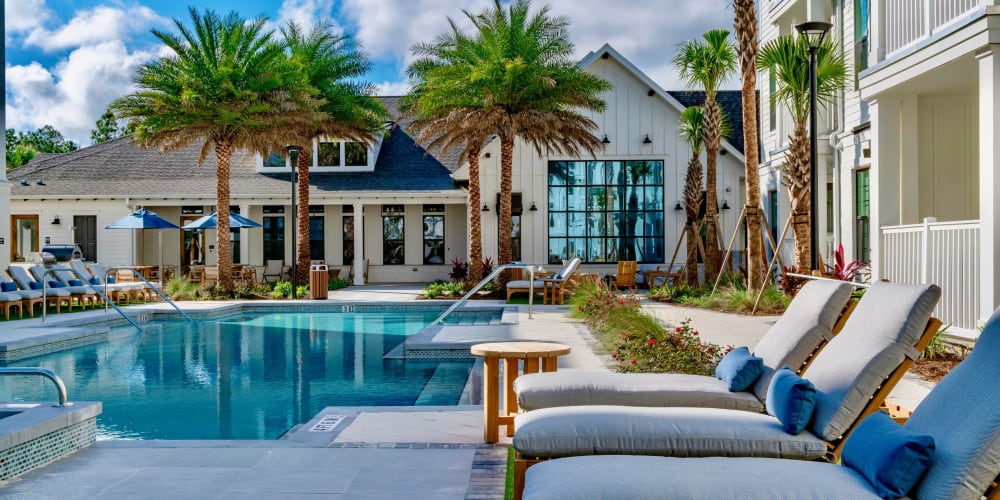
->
181, 216, 206, 275
11, 215, 39, 262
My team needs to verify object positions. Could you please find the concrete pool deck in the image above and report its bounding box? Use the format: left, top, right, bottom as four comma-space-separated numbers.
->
0, 285, 933, 498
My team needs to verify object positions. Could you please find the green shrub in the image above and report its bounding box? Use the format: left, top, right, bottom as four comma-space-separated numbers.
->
328, 278, 350, 290
270, 281, 292, 299
164, 276, 200, 301
423, 280, 469, 299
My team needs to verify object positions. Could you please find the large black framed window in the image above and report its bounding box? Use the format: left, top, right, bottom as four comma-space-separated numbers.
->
382, 205, 405, 265
423, 215, 445, 264
547, 160, 664, 264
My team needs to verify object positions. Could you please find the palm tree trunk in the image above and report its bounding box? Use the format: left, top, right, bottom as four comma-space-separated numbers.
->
467, 148, 484, 283
296, 149, 311, 284
215, 140, 233, 292
786, 121, 812, 271
497, 134, 514, 286
703, 99, 722, 281
734, 0, 764, 290
684, 156, 704, 286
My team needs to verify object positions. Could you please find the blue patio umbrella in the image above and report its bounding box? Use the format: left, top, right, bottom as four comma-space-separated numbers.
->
181, 211, 263, 230
105, 208, 181, 276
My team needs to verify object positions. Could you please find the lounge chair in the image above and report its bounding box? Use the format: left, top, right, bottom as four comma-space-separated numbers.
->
523, 303, 1000, 500
512, 282, 941, 495
69, 260, 135, 305
609, 261, 637, 291
0, 271, 44, 317
262, 260, 284, 283
515, 279, 856, 412
88, 263, 145, 303
0, 290, 22, 320
7, 266, 72, 313
507, 259, 582, 304
30, 265, 98, 309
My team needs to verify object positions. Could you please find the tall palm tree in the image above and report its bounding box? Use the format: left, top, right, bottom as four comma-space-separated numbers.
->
446, 0, 611, 279
112, 8, 322, 291
758, 35, 846, 271
678, 106, 706, 286
733, 0, 765, 290
674, 29, 737, 282
283, 22, 386, 283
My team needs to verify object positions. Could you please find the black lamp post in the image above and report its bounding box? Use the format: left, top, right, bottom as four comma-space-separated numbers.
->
286, 145, 303, 297
796, 21, 832, 272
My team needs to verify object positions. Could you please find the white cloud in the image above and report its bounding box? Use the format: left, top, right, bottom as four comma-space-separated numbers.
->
5, 0, 54, 34
376, 79, 411, 96
24, 5, 166, 52
276, 0, 339, 31
6, 40, 158, 145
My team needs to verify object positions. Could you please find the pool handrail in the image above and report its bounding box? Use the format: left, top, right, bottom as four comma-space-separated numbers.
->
103, 266, 194, 324
0, 367, 72, 407
40, 267, 143, 332
432, 263, 539, 326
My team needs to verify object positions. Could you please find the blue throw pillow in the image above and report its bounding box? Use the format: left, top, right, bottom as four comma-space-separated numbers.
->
0, 282, 16, 293
68, 279, 84, 287
88, 277, 100, 286
766, 367, 817, 434
843, 411, 935, 498
107, 276, 116, 284
715, 346, 764, 391
29, 281, 44, 290
47, 281, 66, 288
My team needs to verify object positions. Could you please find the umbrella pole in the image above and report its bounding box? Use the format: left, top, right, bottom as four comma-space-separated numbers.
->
158, 231, 163, 286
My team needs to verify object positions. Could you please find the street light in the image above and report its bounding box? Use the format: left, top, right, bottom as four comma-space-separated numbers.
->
286, 144, 303, 297
795, 20, 832, 272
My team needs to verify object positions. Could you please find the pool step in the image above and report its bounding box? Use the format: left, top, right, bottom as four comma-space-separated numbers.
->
415, 362, 473, 405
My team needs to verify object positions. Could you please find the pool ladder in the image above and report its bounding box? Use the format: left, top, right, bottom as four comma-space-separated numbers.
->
431, 263, 540, 325
0, 367, 72, 407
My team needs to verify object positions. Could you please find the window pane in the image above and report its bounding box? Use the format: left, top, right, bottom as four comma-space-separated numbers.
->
548, 186, 567, 211
644, 187, 663, 211
566, 187, 586, 211
566, 238, 585, 262
567, 162, 586, 185
548, 239, 567, 264
568, 212, 587, 237
309, 216, 325, 260
586, 161, 605, 185
383, 216, 404, 240
343, 216, 354, 264
643, 161, 664, 185
587, 187, 606, 211
318, 141, 340, 166
345, 142, 367, 166
264, 152, 285, 167
606, 161, 625, 185
263, 216, 285, 260
548, 162, 568, 185
549, 212, 567, 237
423, 215, 445, 265
423, 215, 444, 239
645, 212, 663, 236
423, 241, 445, 264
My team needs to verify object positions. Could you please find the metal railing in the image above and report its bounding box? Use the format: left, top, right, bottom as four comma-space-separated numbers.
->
0, 367, 72, 407
432, 263, 541, 325
103, 266, 194, 324
40, 267, 141, 332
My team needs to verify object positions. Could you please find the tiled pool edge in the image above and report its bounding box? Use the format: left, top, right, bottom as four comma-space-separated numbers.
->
0, 402, 101, 481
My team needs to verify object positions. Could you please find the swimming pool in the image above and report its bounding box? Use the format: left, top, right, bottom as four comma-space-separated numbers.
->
0, 309, 482, 440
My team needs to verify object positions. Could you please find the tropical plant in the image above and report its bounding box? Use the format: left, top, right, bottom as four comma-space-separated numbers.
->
733, 0, 766, 291
674, 29, 737, 284
282, 21, 386, 284
824, 243, 868, 282
111, 8, 322, 292
164, 275, 200, 300
406, 0, 610, 285
449, 257, 469, 281
758, 34, 847, 271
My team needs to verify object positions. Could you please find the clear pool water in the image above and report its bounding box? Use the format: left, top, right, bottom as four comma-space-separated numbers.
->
0, 310, 481, 440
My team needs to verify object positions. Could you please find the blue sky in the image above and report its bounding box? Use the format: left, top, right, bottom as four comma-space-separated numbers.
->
5, 0, 736, 145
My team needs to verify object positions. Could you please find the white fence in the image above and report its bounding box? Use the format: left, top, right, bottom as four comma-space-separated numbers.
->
880, 218, 980, 331
884, 0, 987, 56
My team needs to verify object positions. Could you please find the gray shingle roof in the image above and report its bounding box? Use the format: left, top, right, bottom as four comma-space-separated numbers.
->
10, 97, 460, 199
667, 90, 755, 155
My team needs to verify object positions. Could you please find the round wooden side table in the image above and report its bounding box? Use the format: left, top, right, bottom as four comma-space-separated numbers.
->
470, 342, 571, 443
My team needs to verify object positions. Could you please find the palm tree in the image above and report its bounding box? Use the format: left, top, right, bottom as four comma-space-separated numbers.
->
674, 29, 737, 283
436, 0, 611, 280
283, 22, 386, 283
112, 8, 321, 291
733, 0, 765, 290
758, 35, 846, 271
678, 106, 706, 286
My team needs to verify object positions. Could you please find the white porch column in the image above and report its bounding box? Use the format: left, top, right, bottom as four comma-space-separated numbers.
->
0, 41, 8, 270
899, 94, 920, 224
978, 47, 1000, 323
868, 96, 901, 281
239, 204, 250, 265
353, 203, 364, 285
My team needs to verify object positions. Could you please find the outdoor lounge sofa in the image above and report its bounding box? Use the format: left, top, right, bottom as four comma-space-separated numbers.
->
507, 258, 582, 304
523, 303, 1000, 500
515, 279, 855, 412
512, 282, 941, 496
7, 265, 73, 313
29, 265, 98, 309
0, 271, 44, 317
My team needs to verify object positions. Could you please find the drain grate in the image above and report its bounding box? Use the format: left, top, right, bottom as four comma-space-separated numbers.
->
309, 414, 346, 432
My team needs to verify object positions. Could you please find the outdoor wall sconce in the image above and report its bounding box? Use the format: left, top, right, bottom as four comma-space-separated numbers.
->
675, 201, 683, 211
643, 134, 652, 145
529, 202, 538, 212
601, 134, 611, 145
482, 204, 490, 212
721, 200, 731, 210
51, 215, 61, 225
484, 152, 491, 158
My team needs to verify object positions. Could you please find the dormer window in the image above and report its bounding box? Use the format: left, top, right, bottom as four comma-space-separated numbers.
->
263, 151, 287, 167
258, 136, 379, 172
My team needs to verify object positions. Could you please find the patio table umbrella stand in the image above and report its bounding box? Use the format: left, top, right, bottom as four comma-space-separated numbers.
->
105, 208, 181, 284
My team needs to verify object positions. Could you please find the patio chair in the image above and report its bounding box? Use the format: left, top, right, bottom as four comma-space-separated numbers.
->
88, 263, 144, 304
7, 266, 72, 313
515, 279, 856, 412
50, 267, 103, 307
70, 260, 135, 305
262, 260, 284, 283
523, 303, 1000, 500
609, 261, 637, 291
507, 259, 582, 304
29, 265, 98, 310
512, 282, 941, 495
203, 266, 219, 286
0, 270, 44, 317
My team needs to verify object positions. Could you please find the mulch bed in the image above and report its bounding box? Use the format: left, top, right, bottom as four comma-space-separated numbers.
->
911, 354, 963, 383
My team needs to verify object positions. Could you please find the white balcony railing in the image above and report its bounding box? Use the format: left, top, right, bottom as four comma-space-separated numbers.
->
880, 218, 980, 331
883, 0, 986, 56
